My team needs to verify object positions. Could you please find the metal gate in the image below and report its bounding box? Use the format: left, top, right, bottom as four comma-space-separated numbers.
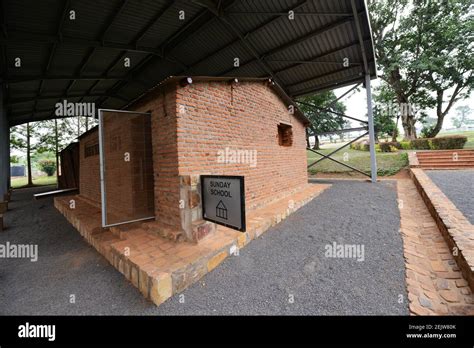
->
98, 109, 155, 227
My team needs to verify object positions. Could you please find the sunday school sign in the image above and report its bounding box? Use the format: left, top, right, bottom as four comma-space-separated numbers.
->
201, 175, 246, 232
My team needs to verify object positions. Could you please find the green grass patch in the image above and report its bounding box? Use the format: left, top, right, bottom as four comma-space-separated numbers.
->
307, 148, 408, 176
11, 176, 57, 189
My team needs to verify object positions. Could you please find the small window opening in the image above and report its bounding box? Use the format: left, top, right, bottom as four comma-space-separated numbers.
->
84, 141, 99, 158
278, 123, 293, 146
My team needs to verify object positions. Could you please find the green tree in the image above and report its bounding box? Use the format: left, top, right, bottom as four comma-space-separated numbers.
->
297, 91, 348, 150
10, 123, 40, 186
38, 159, 56, 177
369, 0, 473, 139
37, 117, 93, 183
452, 105, 472, 129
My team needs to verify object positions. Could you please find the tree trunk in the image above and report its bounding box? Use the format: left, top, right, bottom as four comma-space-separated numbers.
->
391, 115, 399, 142
26, 123, 33, 186
312, 135, 320, 150
426, 114, 445, 138
402, 115, 417, 140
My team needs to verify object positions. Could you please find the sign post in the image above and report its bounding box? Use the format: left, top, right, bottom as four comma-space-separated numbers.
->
201, 175, 246, 232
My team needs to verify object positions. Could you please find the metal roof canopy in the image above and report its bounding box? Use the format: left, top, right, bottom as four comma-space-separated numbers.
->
0, 0, 376, 127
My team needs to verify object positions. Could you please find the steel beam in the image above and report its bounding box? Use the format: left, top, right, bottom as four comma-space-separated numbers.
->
0, 81, 8, 199
8, 75, 132, 83
351, 0, 377, 182
227, 12, 353, 17
133, 0, 174, 45
325, 83, 361, 109
365, 74, 377, 182
220, 12, 363, 76
0, 31, 164, 57
307, 131, 368, 169
315, 126, 367, 137
183, 0, 311, 74
291, 75, 365, 97
9, 114, 93, 127
296, 100, 368, 124
350, 0, 369, 75
8, 93, 128, 106
307, 148, 370, 177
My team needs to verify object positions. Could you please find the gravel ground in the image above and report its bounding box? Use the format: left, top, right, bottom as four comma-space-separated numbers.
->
0, 182, 408, 315
426, 170, 474, 225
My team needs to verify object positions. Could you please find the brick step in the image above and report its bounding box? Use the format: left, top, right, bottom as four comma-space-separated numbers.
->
417, 153, 474, 158
416, 152, 474, 156
417, 159, 474, 163
416, 149, 474, 154
418, 159, 474, 163
418, 158, 474, 162
419, 160, 474, 165
419, 164, 474, 168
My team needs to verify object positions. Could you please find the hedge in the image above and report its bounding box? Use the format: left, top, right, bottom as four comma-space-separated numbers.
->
410, 138, 431, 150
400, 141, 411, 150
429, 135, 467, 150
350, 136, 467, 151
407, 135, 467, 150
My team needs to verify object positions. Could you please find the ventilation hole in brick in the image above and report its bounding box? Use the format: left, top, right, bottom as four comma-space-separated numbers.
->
278, 123, 293, 147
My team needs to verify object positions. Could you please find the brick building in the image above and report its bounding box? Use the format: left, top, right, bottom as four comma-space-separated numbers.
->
75, 77, 309, 242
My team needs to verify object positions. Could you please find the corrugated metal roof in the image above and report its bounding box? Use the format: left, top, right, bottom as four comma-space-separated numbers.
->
1, 0, 377, 126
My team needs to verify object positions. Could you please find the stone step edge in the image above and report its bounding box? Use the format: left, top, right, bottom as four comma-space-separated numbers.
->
409, 168, 474, 293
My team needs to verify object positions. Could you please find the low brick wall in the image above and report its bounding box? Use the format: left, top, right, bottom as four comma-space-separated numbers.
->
410, 168, 474, 292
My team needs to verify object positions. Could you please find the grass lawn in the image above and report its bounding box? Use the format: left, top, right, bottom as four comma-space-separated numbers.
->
11, 176, 57, 189
307, 148, 408, 176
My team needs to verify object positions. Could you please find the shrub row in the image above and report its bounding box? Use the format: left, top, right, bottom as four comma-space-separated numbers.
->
351, 135, 467, 152
407, 135, 467, 150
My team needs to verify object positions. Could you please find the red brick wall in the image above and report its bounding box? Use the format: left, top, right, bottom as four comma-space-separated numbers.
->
175, 80, 308, 210
132, 85, 181, 229
79, 130, 101, 206
79, 80, 307, 231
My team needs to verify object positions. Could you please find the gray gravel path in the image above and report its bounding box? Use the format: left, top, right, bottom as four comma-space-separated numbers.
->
1, 182, 408, 315
426, 170, 474, 225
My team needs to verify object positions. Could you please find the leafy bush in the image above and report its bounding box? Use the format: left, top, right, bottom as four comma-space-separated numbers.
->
379, 141, 402, 152
351, 140, 371, 151
410, 138, 431, 150
400, 141, 411, 150
38, 159, 56, 177
430, 135, 467, 150
360, 142, 370, 151
420, 125, 435, 139
379, 142, 392, 152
